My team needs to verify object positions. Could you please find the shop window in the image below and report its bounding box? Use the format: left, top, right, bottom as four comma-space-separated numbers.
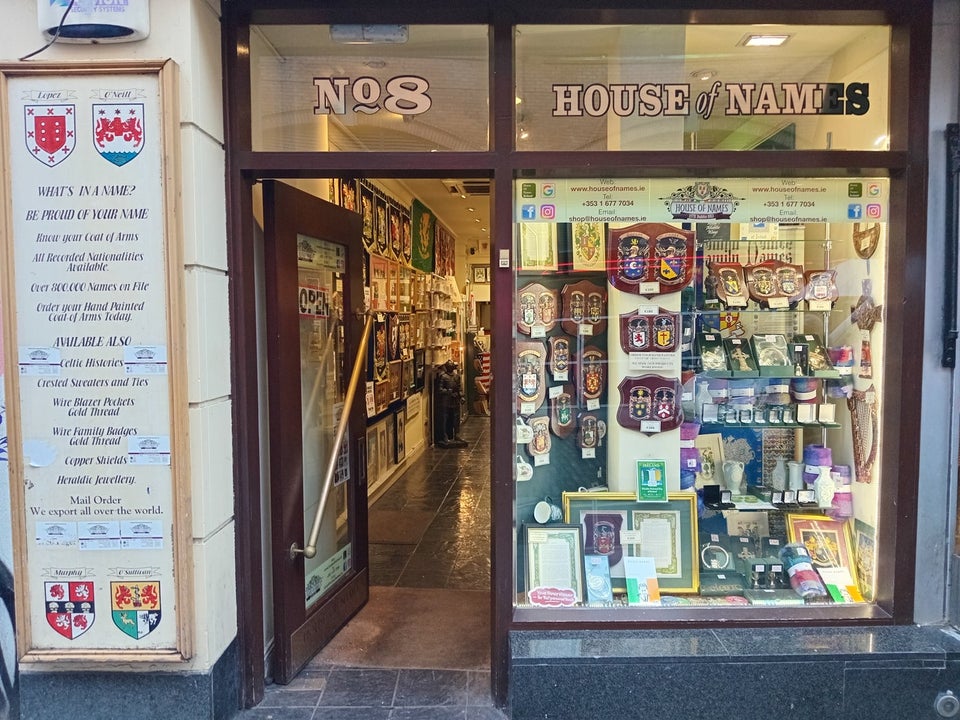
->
515, 25, 889, 151
513, 177, 887, 611
249, 25, 489, 152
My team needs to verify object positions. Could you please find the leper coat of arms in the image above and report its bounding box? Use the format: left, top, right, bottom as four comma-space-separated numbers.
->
25, 104, 76, 167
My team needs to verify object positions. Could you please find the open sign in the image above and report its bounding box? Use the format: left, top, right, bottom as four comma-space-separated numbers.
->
299, 285, 330, 317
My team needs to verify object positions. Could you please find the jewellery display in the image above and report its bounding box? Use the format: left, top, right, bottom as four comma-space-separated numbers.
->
619, 307, 679, 353
723, 337, 759, 377
698, 333, 729, 376
561, 280, 607, 337
751, 334, 791, 375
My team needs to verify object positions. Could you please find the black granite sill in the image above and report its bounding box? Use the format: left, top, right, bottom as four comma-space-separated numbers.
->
511, 625, 960, 665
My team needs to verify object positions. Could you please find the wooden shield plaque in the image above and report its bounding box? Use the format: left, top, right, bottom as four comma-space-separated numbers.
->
616, 375, 684, 434
578, 345, 606, 403
516, 341, 547, 415
517, 282, 559, 336
550, 383, 577, 439
561, 280, 607, 337
608, 223, 695, 295
619, 308, 679, 353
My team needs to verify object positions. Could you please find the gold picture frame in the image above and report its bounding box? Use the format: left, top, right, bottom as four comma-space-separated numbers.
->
561, 492, 699, 593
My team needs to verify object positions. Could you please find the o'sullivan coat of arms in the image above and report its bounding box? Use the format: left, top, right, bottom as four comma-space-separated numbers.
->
93, 103, 145, 166
111, 580, 161, 639
25, 104, 76, 167
45, 580, 95, 639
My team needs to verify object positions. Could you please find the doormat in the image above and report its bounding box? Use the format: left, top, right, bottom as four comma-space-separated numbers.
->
310, 586, 490, 671
367, 510, 435, 545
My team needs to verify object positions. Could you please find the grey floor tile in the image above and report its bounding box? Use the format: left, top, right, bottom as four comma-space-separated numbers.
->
390, 708, 467, 719
257, 688, 322, 708
236, 708, 315, 720
394, 669, 469, 706
315, 708, 392, 719
319, 668, 399, 707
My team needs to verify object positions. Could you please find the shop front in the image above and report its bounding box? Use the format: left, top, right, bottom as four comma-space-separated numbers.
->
223, 1, 948, 715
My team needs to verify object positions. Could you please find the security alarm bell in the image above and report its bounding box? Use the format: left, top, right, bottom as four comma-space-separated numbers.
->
38, 0, 150, 43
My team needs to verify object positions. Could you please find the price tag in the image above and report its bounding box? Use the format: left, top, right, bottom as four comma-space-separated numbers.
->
768, 297, 789, 309
587, 398, 600, 411
534, 453, 550, 466
640, 420, 662, 433
808, 300, 832, 312
531, 325, 546, 338
548, 385, 563, 399
553, 370, 569, 382
520, 401, 536, 415
640, 281, 659, 295
578, 324, 593, 336
581, 447, 596, 459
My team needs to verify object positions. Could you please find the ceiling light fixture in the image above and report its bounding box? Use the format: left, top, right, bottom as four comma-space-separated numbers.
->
739, 33, 791, 47
330, 25, 409, 44
690, 69, 718, 81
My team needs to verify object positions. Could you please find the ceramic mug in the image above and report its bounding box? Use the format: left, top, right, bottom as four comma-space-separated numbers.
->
533, 497, 563, 524
516, 455, 533, 482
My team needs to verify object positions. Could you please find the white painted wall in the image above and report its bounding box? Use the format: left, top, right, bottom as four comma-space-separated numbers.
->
0, 0, 235, 673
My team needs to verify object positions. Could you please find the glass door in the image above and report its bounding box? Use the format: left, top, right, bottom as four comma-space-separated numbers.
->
263, 180, 368, 683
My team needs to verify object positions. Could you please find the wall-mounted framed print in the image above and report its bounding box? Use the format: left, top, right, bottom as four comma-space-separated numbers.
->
571, 221, 606, 272
786, 514, 858, 588
524, 524, 585, 606
562, 492, 699, 594
472, 264, 490, 284
518, 222, 558, 271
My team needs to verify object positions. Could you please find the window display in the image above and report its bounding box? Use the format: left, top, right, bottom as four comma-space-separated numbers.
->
514, 177, 887, 611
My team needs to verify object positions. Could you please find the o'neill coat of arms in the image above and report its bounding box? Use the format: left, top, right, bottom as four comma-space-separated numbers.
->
93, 103, 145, 166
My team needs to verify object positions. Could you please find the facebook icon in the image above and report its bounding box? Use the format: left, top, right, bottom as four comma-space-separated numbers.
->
521, 204, 537, 220
848, 204, 863, 219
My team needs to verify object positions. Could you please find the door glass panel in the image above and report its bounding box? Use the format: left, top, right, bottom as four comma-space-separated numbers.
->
250, 24, 490, 152
298, 234, 351, 609
515, 25, 889, 151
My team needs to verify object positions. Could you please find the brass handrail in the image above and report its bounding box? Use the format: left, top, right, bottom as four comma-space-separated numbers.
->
291, 311, 374, 559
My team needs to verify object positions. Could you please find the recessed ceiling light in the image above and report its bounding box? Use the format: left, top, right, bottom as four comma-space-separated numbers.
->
739, 33, 791, 47
467, 207, 475, 212
474, 218, 481, 223
690, 69, 717, 81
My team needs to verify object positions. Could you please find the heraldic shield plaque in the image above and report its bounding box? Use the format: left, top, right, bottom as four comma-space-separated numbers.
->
617, 375, 684, 434
607, 222, 695, 295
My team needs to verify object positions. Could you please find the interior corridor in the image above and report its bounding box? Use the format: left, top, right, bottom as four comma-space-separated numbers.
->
239, 416, 506, 719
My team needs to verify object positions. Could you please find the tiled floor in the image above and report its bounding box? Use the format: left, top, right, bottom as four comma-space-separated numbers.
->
238, 417, 508, 720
